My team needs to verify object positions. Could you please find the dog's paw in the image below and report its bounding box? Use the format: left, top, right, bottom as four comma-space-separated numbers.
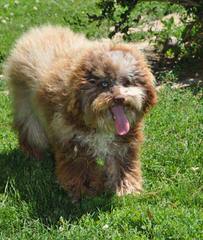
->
115, 179, 142, 196
105, 178, 142, 196
66, 174, 104, 202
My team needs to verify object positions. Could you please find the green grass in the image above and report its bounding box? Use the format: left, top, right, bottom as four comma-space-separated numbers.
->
0, 0, 185, 71
0, 0, 101, 71
0, 86, 202, 239
0, 0, 203, 239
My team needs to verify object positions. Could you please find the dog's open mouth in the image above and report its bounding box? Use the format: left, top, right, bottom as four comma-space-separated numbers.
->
111, 105, 130, 136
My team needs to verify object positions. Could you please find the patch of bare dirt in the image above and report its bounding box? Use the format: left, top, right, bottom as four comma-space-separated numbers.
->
113, 13, 203, 92
128, 13, 182, 34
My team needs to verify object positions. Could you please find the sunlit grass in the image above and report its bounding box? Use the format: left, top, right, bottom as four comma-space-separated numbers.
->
0, 86, 202, 239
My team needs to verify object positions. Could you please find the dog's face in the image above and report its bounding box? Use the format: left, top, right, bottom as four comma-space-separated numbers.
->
72, 45, 157, 135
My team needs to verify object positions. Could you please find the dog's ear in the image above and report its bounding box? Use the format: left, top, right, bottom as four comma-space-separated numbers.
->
109, 44, 157, 113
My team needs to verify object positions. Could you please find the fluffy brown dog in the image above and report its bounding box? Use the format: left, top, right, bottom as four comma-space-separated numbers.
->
5, 25, 157, 201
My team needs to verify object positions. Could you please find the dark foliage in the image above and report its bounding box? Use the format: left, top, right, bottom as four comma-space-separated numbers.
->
88, 0, 139, 39
89, 0, 203, 62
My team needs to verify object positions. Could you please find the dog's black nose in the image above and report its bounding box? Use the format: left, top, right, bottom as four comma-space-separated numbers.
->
114, 95, 125, 104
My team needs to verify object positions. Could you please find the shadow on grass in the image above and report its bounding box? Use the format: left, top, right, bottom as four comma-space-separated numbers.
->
0, 149, 114, 226
155, 57, 203, 96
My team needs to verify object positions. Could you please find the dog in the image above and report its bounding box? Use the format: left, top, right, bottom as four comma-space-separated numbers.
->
4, 25, 157, 201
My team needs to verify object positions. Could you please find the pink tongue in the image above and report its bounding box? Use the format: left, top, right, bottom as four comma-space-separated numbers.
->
111, 105, 130, 136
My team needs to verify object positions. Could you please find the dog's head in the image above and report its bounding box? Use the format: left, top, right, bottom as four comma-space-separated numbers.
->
71, 44, 157, 135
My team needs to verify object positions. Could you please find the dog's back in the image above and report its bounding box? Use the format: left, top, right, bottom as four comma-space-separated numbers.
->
5, 25, 88, 87
4, 25, 88, 157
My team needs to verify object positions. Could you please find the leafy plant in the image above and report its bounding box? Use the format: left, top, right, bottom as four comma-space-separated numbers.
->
156, 2, 203, 62
90, 0, 203, 64
88, 0, 139, 39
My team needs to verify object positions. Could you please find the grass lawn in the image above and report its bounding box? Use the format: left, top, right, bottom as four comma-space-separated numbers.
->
0, 87, 202, 239
0, 0, 203, 239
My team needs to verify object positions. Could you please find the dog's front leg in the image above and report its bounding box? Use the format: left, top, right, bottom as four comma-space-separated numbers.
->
54, 144, 104, 202
104, 143, 142, 196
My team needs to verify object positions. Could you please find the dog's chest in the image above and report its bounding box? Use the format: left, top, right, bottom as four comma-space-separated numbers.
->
74, 131, 116, 158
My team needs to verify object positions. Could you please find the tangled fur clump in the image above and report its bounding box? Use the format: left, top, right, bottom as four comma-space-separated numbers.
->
5, 25, 157, 201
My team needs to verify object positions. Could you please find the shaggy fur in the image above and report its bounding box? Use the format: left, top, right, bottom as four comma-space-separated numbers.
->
5, 25, 157, 201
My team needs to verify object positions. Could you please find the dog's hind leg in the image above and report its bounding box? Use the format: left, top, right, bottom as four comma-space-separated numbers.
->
12, 87, 48, 159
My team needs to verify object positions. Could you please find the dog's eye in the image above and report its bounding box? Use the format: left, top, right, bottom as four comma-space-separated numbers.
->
89, 79, 96, 84
123, 78, 131, 87
100, 81, 109, 88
